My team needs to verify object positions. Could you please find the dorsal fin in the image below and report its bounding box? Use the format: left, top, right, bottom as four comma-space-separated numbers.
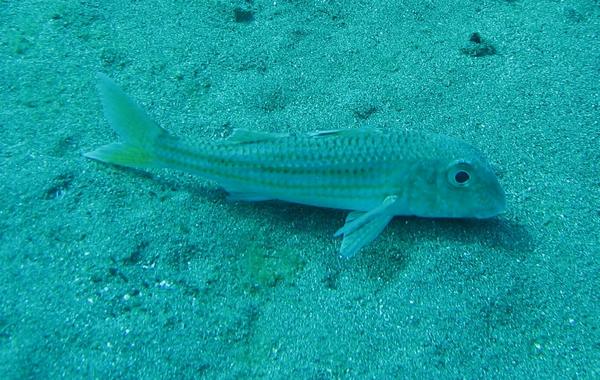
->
309, 128, 381, 138
225, 129, 288, 144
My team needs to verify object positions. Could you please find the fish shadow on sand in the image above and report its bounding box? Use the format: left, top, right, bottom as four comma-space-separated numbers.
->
221, 189, 533, 264
394, 217, 534, 257
114, 169, 532, 264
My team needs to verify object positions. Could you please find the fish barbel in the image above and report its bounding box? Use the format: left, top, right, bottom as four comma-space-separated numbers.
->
86, 73, 506, 257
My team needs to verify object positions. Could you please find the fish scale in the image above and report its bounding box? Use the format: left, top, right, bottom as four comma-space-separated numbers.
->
154, 136, 399, 197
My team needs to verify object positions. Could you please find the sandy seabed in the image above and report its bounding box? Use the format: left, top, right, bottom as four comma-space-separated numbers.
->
0, 1, 598, 378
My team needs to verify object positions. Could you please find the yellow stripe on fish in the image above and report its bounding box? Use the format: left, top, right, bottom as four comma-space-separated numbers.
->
86, 73, 506, 258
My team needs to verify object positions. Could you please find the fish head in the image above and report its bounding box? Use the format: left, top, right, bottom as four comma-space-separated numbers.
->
433, 156, 506, 218
401, 138, 506, 219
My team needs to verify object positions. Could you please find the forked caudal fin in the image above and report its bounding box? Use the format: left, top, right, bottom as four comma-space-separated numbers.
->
84, 73, 169, 169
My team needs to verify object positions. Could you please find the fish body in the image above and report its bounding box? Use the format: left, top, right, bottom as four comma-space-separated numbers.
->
86, 74, 506, 257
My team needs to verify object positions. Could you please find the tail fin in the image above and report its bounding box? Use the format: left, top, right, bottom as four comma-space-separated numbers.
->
84, 73, 169, 169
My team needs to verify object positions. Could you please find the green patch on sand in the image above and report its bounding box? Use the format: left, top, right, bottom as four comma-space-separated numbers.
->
239, 235, 306, 294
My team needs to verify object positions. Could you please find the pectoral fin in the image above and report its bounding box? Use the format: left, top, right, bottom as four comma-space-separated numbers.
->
335, 196, 398, 258
334, 195, 397, 237
338, 213, 393, 258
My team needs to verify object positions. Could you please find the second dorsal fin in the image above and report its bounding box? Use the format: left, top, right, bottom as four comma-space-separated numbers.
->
309, 128, 381, 138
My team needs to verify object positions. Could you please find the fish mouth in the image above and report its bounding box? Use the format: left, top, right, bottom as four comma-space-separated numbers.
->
474, 193, 506, 219
476, 178, 507, 218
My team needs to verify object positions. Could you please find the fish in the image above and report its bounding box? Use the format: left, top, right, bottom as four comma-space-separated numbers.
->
85, 73, 506, 258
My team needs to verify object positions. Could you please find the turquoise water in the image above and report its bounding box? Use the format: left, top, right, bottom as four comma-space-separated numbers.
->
1, 1, 598, 378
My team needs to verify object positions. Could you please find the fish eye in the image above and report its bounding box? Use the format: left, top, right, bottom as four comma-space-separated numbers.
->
454, 170, 470, 184
447, 160, 473, 187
